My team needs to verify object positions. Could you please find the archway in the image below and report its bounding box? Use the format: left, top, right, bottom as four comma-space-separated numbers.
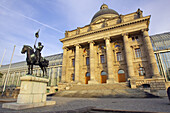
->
118, 69, 126, 82
85, 72, 90, 84
101, 71, 107, 83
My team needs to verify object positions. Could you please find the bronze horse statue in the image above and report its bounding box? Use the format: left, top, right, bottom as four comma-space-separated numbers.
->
21, 45, 49, 77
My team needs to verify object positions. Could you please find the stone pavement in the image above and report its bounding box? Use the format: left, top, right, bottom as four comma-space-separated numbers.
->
0, 97, 170, 113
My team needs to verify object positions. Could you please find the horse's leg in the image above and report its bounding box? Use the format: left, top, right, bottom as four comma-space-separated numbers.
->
40, 65, 44, 77
27, 65, 30, 74
31, 64, 33, 75
44, 67, 47, 77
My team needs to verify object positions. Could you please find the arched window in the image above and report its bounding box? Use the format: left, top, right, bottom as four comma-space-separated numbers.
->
118, 69, 125, 74
138, 67, 145, 76
86, 72, 90, 77
101, 71, 107, 75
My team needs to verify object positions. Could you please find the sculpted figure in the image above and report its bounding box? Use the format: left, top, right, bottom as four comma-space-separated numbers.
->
21, 30, 49, 77
34, 42, 44, 64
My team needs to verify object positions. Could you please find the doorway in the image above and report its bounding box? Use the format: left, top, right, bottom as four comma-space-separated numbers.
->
118, 70, 126, 82
85, 72, 90, 84
101, 71, 107, 83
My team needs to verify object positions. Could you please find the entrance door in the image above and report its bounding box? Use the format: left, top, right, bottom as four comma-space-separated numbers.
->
118, 70, 126, 82
85, 72, 90, 84
101, 71, 107, 83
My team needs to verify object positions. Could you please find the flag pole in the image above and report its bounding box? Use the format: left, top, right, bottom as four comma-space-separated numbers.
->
0, 48, 6, 68
1, 45, 16, 96
34, 29, 40, 46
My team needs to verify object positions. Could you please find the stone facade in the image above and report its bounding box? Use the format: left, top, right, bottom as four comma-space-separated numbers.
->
59, 4, 165, 90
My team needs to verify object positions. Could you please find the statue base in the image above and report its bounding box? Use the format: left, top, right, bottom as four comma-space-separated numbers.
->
2, 75, 56, 110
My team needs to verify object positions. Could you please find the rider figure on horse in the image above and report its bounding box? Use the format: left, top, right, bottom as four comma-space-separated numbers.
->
34, 42, 44, 64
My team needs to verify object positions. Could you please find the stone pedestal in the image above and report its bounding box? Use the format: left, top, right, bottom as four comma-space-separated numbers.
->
2, 75, 56, 110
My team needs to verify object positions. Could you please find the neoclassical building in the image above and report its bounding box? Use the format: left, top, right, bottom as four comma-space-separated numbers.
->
59, 4, 165, 89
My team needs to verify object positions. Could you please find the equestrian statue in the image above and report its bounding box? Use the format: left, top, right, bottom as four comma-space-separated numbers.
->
21, 30, 49, 77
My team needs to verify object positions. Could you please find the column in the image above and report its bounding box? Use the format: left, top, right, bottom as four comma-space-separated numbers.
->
88, 41, 98, 84
74, 44, 80, 82
11, 72, 15, 85
123, 33, 135, 78
61, 47, 68, 82
37, 69, 40, 77
1, 73, 6, 86
142, 29, 160, 78
16, 72, 21, 86
51, 68, 56, 86
104, 37, 116, 83
57, 67, 60, 85
47, 68, 51, 86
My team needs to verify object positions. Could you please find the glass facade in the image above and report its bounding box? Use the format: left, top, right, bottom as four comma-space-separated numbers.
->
150, 32, 170, 81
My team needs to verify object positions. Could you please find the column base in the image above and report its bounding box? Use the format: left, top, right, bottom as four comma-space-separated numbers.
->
88, 80, 99, 84
107, 78, 117, 84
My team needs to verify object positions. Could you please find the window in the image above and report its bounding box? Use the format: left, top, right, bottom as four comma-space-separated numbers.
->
132, 36, 139, 41
100, 55, 105, 63
118, 69, 125, 74
101, 71, 107, 75
135, 36, 139, 41
117, 52, 122, 61
72, 59, 75, 66
86, 72, 90, 77
132, 37, 135, 41
138, 67, 145, 76
86, 57, 89, 65
135, 48, 141, 58
71, 73, 75, 81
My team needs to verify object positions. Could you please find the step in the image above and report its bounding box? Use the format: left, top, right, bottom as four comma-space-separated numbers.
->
55, 89, 159, 98
69, 83, 130, 91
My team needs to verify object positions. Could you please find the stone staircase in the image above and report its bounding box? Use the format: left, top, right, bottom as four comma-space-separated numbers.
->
55, 83, 158, 98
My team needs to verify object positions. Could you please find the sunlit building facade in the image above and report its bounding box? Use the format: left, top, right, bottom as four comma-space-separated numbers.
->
59, 4, 166, 90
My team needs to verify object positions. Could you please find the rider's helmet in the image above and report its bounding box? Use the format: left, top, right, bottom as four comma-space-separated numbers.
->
38, 42, 42, 46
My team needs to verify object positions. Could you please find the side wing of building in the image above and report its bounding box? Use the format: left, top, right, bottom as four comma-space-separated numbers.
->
0, 53, 63, 87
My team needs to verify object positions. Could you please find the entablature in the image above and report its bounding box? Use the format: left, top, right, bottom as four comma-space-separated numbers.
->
62, 17, 149, 48
60, 15, 150, 44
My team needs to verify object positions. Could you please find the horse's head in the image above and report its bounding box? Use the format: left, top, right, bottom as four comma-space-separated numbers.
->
21, 45, 27, 54
21, 45, 33, 54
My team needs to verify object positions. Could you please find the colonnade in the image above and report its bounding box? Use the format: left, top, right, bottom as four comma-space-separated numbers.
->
0, 66, 62, 87
62, 29, 161, 84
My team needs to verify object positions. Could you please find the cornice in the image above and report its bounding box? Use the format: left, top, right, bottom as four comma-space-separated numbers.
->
60, 15, 151, 42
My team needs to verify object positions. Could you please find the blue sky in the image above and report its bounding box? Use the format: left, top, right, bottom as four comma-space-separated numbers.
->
0, 0, 170, 65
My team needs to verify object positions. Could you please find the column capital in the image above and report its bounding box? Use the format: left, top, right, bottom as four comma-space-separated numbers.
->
141, 28, 149, 37
104, 37, 110, 41
141, 28, 149, 32
62, 46, 69, 50
121, 33, 128, 37
74, 44, 81, 47
88, 41, 95, 44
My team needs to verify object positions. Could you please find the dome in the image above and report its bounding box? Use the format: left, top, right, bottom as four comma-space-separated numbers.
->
91, 4, 119, 23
